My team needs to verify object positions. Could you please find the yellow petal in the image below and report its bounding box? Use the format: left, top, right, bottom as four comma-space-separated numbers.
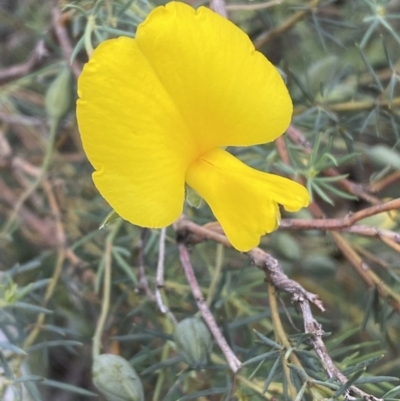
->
77, 37, 198, 227
185, 148, 310, 251
136, 2, 292, 154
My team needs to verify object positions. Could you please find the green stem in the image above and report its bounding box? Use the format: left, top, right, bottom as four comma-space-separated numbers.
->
206, 243, 224, 306
92, 220, 121, 359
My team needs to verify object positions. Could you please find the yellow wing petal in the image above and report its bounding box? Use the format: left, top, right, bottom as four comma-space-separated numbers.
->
77, 37, 197, 227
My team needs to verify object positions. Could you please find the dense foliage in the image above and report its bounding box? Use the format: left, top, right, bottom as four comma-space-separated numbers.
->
1, 0, 400, 400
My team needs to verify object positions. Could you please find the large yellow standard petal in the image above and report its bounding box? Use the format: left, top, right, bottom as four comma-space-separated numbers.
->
136, 2, 292, 154
185, 148, 310, 251
77, 37, 198, 227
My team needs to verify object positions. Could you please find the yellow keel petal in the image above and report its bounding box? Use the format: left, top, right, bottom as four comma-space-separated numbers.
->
186, 148, 310, 251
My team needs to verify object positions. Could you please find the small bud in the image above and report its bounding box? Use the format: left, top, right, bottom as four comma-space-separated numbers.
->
92, 354, 144, 401
174, 317, 212, 368
45, 66, 72, 120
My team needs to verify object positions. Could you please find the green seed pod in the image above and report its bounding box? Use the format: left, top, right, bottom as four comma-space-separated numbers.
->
275, 232, 301, 261
174, 317, 212, 368
366, 145, 400, 170
92, 354, 144, 401
45, 67, 72, 120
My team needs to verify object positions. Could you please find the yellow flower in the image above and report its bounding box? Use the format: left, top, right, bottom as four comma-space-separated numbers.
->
77, 1, 309, 252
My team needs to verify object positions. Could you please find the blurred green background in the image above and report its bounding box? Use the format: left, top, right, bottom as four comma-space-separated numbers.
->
1, 0, 400, 400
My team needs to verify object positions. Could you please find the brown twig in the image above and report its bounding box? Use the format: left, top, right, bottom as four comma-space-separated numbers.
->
248, 226, 382, 399
368, 170, 400, 193
176, 217, 381, 399
280, 198, 400, 231
341, 226, 400, 257
51, 6, 82, 80
175, 217, 325, 312
279, 126, 400, 313
275, 135, 291, 165
0, 40, 48, 83
250, 247, 325, 311
226, 0, 282, 11
137, 228, 177, 324
154, 228, 177, 324
177, 242, 242, 373
298, 300, 382, 401
253, 0, 321, 49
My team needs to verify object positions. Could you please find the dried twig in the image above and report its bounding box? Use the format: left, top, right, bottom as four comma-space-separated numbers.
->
0, 40, 48, 83
226, 0, 282, 11
250, 247, 324, 311
177, 242, 242, 373
368, 170, 400, 193
299, 299, 382, 401
254, 247, 381, 400
51, 6, 82, 80
137, 228, 177, 324
253, 0, 321, 49
280, 198, 400, 231
176, 217, 381, 399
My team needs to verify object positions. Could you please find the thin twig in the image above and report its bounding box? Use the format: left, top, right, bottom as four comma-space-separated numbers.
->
368, 170, 400, 193
177, 243, 242, 373
138, 229, 177, 324
226, 0, 282, 11
155, 228, 178, 324
275, 136, 290, 165
298, 300, 382, 401
51, 5, 82, 80
259, 251, 381, 401
177, 215, 381, 399
0, 40, 48, 83
253, 0, 321, 49
250, 247, 324, 311
156, 227, 167, 288
280, 198, 400, 231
